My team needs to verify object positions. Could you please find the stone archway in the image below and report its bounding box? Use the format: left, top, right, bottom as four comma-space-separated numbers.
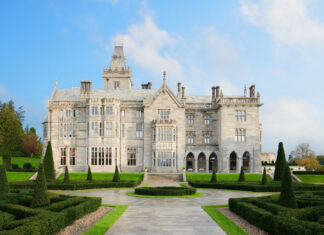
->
209, 152, 217, 172
186, 153, 194, 172
198, 153, 206, 172
230, 151, 237, 172
243, 151, 250, 172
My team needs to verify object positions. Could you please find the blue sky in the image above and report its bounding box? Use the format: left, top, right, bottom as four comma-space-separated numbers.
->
1, 0, 324, 155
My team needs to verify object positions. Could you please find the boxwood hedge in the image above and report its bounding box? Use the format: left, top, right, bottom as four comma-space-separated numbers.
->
135, 187, 196, 196
293, 171, 324, 175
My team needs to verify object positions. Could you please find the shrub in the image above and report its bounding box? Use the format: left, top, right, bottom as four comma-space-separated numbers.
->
43, 141, 55, 182
11, 164, 20, 170
23, 162, 32, 170
279, 166, 298, 209
293, 171, 324, 175
274, 142, 287, 181
31, 163, 50, 207
261, 167, 267, 185
135, 187, 196, 196
210, 170, 217, 183
112, 165, 120, 182
87, 166, 92, 181
63, 166, 69, 183
0, 165, 9, 194
238, 166, 245, 182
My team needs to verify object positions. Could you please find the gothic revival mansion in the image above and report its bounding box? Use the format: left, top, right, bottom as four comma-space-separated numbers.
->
43, 45, 263, 173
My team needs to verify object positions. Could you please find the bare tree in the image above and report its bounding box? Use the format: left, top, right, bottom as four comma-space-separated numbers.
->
290, 143, 315, 159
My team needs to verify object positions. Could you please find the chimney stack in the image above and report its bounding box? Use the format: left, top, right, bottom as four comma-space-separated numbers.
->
216, 86, 220, 98
177, 82, 181, 97
148, 82, 152, 89
249, 85, 255, 97
212, 86, 216, 99
181, 86, 185, 98
81, 81, 92, 95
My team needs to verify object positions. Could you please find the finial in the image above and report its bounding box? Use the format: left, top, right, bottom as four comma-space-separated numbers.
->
163, 71, 166, 87
55, 80, 57, 90
220, 90, 223, 97
244, 84, 247, 97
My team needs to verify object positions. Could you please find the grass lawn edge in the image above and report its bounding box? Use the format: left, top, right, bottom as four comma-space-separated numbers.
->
126, 191, 204, 198
83, 204, 128, 235
202, 205, 248, 235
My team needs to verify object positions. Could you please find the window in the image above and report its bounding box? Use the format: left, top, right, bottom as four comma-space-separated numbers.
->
157, 127, 172, 141
203, 131, 211, 144
60, 148, 66, 165
105, 122, 112, 136
63, 123, 73, 137
121, 124, 125, 138
70, 148, 75, 165
235, 110, 246, 121
106, 106, 113, 115
121, 110, 125, 117
235, 128, 246, 142
99, 122, 104, 137
66, 110, 71, 117
187, 114, 194, 125
136, 123, 143, 138
136, 110, 142, 118
127, 148, 136, 166
159, 110, 170, 121
105, 147, 112, 165
204, 115, 210, 125
73, 110, 76, 117
186, 131, 195, 144
91, 122, 98, 136
98, 147, 105, 165
157, 152, 173, 167
91, 147, 98, 165
114, 81, 120, 89
91, 107, 99, 115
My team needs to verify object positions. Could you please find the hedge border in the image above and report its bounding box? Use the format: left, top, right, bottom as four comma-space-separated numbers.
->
293, 171, 324, 175
126, 191, 204, 198
134, 187, 196, 196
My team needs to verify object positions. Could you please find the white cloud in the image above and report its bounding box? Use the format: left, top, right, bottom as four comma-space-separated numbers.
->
240, 0, 324, 47
0, 85, 10, 102
261, 97, 324, 153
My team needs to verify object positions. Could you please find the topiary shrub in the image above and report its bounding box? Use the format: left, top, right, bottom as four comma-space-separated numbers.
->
31, 163, 50, 207
238, 166, 245, 182
0, 165, 9, 194
23, 162, 32, 170
274, 142, 287, 181
210, 170, 217, 183
43, 141, 55, 182
135, 187, 196, 196
63, 166, 69, 183
261, 167, 267, 185
12, 164, 20, 170
87, 166, 92, 181
279, 165, 298, 209
112, 165, 120, 182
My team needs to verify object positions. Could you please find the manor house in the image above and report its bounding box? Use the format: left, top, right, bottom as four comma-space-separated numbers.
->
43, 44, 263, 173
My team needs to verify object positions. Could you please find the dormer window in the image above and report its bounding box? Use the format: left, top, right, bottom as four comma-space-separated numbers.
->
159, 110, 170, 121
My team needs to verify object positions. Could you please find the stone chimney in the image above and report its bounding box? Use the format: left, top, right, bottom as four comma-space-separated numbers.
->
249, 85, 255, 97
81, 81, 92, 95
212, 86, 216, 99
216, 86, 220, 98
181, 86, 185, 98
177, 82, 181, 97
141, 82, 152, 89
148, 82, 152, 89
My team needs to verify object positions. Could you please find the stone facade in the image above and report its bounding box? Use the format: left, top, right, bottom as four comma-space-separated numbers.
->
260, 152, 276, 163
43, 44, 263, 173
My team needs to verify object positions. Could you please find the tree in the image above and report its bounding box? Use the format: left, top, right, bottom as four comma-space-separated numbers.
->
23, 131, 42, 158
43, 141, 55, 181
238, 166, 245, 182
295, 154, 320, 171
317, 155, 324, 165
112, 165, 120, 182
63, 166, 69, 183
274, 142, 287, 181
87, 166, 92, 181
31, 163, 50, 207
279, 165, 298, 209
0, 101, 24, 169
261, 167, 267, 185
0, 165, 9, 194
290, 143, 315, 160
211, 170, 217, 183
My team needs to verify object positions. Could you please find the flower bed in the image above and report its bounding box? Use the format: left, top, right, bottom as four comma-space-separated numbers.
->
134, 187, 196, 196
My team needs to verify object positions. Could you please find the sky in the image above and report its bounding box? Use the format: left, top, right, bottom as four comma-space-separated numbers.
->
1, 0, 324, 155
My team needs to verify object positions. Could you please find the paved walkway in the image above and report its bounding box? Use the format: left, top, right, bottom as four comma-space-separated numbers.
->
64, 186, 267, 235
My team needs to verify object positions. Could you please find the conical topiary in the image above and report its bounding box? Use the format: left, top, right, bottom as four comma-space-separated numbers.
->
112, 165, 120, 182
87, 166, 92, 181
63, 166, 69, 183
0, 165, 9, 194
261, 167, 267, 185
279, 165, 298, 209
31, 163, 50, 207
43, 141, 55, 182
211, 170, 217, 183
238, 166, 245, 182
274, 142, 287, 181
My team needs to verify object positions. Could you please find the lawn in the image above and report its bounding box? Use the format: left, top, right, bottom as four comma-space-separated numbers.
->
0, 156, 40, 168
295, 174, 324, 183
6, 172, 35, 182
57, 172, 144, 181
186, 173, 272, 182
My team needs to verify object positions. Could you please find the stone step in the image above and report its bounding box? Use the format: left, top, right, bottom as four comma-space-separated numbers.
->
147, 173, 183, 182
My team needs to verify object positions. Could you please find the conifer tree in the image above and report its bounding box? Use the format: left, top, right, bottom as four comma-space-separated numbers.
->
279, 165, 298, 209
211, 170, 217, 183
112, 165, 120, 182
274, 142, 287, 181
31, 163, 50, 207
87, 166, 92, 181
238, 166, 245, 182
0, 165, 9, 194
43, 141, 55, 181
63, 166, 69, 183
261, 167, 267, 185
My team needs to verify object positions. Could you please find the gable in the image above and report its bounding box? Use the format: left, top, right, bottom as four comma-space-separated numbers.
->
144, 85, 183, 108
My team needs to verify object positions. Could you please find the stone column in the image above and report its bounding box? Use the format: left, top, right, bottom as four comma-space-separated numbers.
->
237, 157, 242, 173
205, 157, 209, 172
194, 157, 198, 173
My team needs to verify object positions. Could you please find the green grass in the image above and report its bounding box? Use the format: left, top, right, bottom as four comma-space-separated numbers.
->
83, 204, 128, 235
57, 172, 144, 181
179, 183, 187, 188
0, 156, 40, 168
186, 173, 272, 182
6, 172, 35, 182
126, 191, 204, 198
143, 183, 150, 187
202, 205, 248, 235
295, 174, 324, 183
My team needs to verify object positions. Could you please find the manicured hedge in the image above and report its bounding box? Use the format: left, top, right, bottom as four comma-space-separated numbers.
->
293, 171, 324, 175
9, 180, 141, 190
135, 187, 196, 196
188, 181, 324, 192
